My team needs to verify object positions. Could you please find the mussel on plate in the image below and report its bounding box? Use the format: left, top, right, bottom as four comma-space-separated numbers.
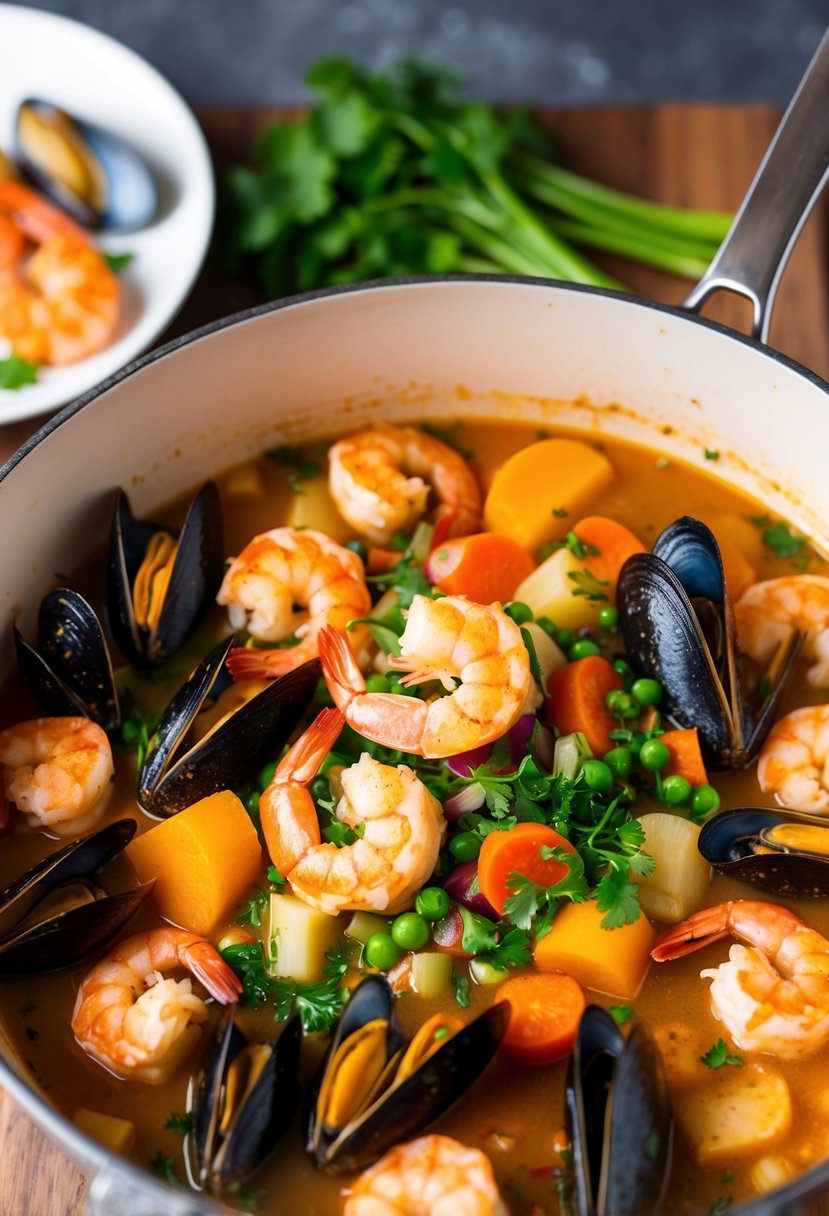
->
14, 588, 120, 734
138, 636, 320, 815
187, 1007, 302, 1194
108, 483, 224, 669
617, 516, 801, 769
0, 819, 152, 975
565, 1005, 672, 1216
15, 99, 158, 230
305, 973, 509, 1174
699, 807, 829, 897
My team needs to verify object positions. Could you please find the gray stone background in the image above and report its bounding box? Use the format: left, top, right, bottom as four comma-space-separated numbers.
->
18, 0, 829, 106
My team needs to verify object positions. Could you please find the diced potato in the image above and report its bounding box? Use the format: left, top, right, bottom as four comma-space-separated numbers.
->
652, 1022, 710, 1090
287, 473, 352, 541
266, 892, 344, 983
411, 951, 454, 997
635, 813, 711, 924
345, 911, 389, 945
514, 547, 605, 631
522, 621, 567, 684
73, 1108, 136, 1154
533, 899, 653, 999
484, 438, 615, 552
221, 461, 266, 500
676, 1064, 792, 1167
126, 790, 262, 936
750, 1155, 794, 1194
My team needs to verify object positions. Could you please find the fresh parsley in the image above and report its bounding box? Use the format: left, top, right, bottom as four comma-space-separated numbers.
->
704, 448, 720, 461
609, 1004, 633, 1025
749, 514, 807, 560
452, 970, 471, 1008
164, 1111, 194, 1136
264, 444, 322, 492
710, 1196, 733, 1215
116, 706, 162, 781
0, 354, 38, 390
149, 1152, 182, 1187
701, 1038, 744, 1069
503, 849, 588, 936
540, 529, 600, 562
103, 251, 135, 274
477, 926, 532, 971
221, 942, 349, 1034
567, 568, 610, 602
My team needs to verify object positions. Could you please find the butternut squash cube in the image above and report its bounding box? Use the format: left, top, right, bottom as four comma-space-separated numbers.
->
676, 1064, 792, 1167
73, 1108, 136, 1154
533, 898, 653, 999
126, 790, 262, 936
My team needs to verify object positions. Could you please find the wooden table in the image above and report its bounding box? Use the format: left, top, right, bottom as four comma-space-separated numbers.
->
0, 103, 827, 1216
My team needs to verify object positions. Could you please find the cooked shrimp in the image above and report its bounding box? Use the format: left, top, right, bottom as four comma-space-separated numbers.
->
71, 927, 241, 1083
652, 900, 829, 1060
328, 423, 482, 546
319, 594, 534, 758
735, 576, 829, 688
0, 716, 113, 835
0, 180, 118, 366
342, 1134, 508, 1216
757, 704, 829, 813
260, 707, 445, 915
217, 527, 371, 681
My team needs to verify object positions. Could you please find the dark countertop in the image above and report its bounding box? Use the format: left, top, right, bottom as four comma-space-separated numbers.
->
18, 0, 829, 106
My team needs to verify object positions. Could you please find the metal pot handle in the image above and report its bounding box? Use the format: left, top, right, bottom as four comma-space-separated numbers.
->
683, 26, 829, 342
83, 1165, 226, 1216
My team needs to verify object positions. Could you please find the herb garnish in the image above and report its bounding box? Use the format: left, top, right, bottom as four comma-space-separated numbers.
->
701, 1038, 744, 1069
503, 849, 588, 937
164, 1111, 194, 1136
221, 942, 349, 1034
103, 251, 135, 274
116, 706, 162, 782
609, 1004, 633, 1024
704, 448, 720, 461
0, 354, 38, 390
748, 514, 807, 560
452, 970, 471, 1008
149, 1152, 182, 1187
265, 444, 322, 492
568, 568, 610, 602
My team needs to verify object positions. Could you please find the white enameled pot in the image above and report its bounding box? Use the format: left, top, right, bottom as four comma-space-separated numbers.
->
1, 28, 828, 1216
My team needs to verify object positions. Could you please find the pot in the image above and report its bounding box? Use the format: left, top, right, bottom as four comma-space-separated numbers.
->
1, 30, 828, 1216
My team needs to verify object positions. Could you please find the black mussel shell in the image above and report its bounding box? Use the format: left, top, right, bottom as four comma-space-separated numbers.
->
14, 589, 120, 734
16, 99, 158, 230
0, 819, 152, 975
566, 1005, 672, 1216
108, 483, 224, 668
139, 637, 320, 815
188, 1008, 301, 1193
699, 808, 829, 898
306, 975, 509, 1174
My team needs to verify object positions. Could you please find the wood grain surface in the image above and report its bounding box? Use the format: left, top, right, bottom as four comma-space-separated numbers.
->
0, 103, 827, 1216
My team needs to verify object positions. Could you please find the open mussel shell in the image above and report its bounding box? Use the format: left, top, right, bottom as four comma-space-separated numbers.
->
699, 807, 829, 897
14, 588, 120, 734
0, 819, 152, 975
108, 483, 224, 668
188, 1008, 301, 1193
139, 636, 320, 815
565, 1005, 672, 1216
305, 974, 509, 1174
15, 99, 158, 230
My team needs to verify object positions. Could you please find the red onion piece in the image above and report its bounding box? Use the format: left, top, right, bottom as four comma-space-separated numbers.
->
445, 742, 493, 778
444, 861, 499, 919
431, 906, 468, 954
507, 714, 537, 765
443, 783, 486, 821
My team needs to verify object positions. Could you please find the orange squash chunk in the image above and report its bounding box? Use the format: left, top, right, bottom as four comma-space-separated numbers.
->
533, 898, 653, 1000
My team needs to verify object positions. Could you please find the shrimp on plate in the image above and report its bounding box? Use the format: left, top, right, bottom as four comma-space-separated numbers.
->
0, 179, 118, 366
735, 575, 829, 689
652, 899, 829, 1060
342, 1134, 508, 1216
319, 593, 534, 758
217, 527, 371, 680
71, 927, 242, 1083
757, 704, 829, 814
259, 707, 445, 915
0, 716, 114, 835
328, 423, 482, 546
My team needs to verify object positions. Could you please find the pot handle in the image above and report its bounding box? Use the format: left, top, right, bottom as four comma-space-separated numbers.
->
683, 26, 829, 342
84, 1165, 226, 1216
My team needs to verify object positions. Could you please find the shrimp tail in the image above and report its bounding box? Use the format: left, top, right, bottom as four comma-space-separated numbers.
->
319, 624, 367, 706
227, 645, 300, 681
651, 902, 735, 962
181, 940, 243, 1004
275, 707, 345, 785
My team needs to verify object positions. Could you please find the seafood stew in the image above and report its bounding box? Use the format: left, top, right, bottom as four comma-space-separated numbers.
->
2, 419, 829, 1215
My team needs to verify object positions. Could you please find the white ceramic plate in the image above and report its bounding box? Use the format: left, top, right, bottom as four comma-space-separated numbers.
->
0, 3, 214, 423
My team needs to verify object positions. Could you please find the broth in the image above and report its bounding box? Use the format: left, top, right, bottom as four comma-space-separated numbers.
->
2, 420, 828, 1215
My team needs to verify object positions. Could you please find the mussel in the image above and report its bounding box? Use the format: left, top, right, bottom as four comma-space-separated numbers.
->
15, 99, 158, 230
14, 588, 121, 734
108, 483, 224, 669
305, 974, 509, 1174
617, 517, 801, 769
187, 1008, 301, 1194
699, 807, 829, 897
565, 1005, 672, 1216
0, 819, 152, 975
138, 635, 319, 815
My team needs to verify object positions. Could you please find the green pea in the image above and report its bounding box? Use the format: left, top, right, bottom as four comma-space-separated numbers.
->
597, 604, 619, 630
603, 746, 632, 779
570, 639, 601, 660
364, 933, 403, 970
661, 774, 692, 806
536, 616, 557, 637
631, 677, 663, 707
555, 628, 574, 649
628, 732, 645, 758
504, 601, 533, 626
344, 539, 368, 563
690, 784, 721, 818
391, 912, 430, 950
616, 692, 641, 720
365, 673, 392, 694
392, 530, 409, 550
244, 789, 261, 816
449, 832, 482, 863
582, 758, 614, 792
311, 776, 331, 803
612, 658, 632, 681
257, 760, 278, 791
415, 886, 451, 921
639, 738, 670, 772
605, 689, 624, 713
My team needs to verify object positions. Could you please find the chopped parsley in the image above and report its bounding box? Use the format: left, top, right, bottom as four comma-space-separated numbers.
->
103, 251, 135, 274
701, 1038, 744, 1069
0, 354, 38, 390
609, 1004, 633, 1025
567, 568, 610, 601
452, 970, 471, 1008
704, 448, 720, 461
503, 850, 588, 937
477, 926, 533, 971
264, 444, 322, 492
540, 529, 601, 562
748, 514, 807, 560
221, 942, 349, 1034
267, 864, 287, 888
116, 706, 162, 782
164, 1111, 194, 1136
237, 887, 269, 928
552, 506, 569, 518
149, 1152, 182, 1187
710, 1196, 733, 1215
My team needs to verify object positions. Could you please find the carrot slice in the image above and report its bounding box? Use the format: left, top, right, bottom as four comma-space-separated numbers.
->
661, 728, 709, 787
478, 823, 576, 916
425, 532, 535, 603
573, 515, 646, 587
543, 655, 624, 757
495, 972, 586, 1065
